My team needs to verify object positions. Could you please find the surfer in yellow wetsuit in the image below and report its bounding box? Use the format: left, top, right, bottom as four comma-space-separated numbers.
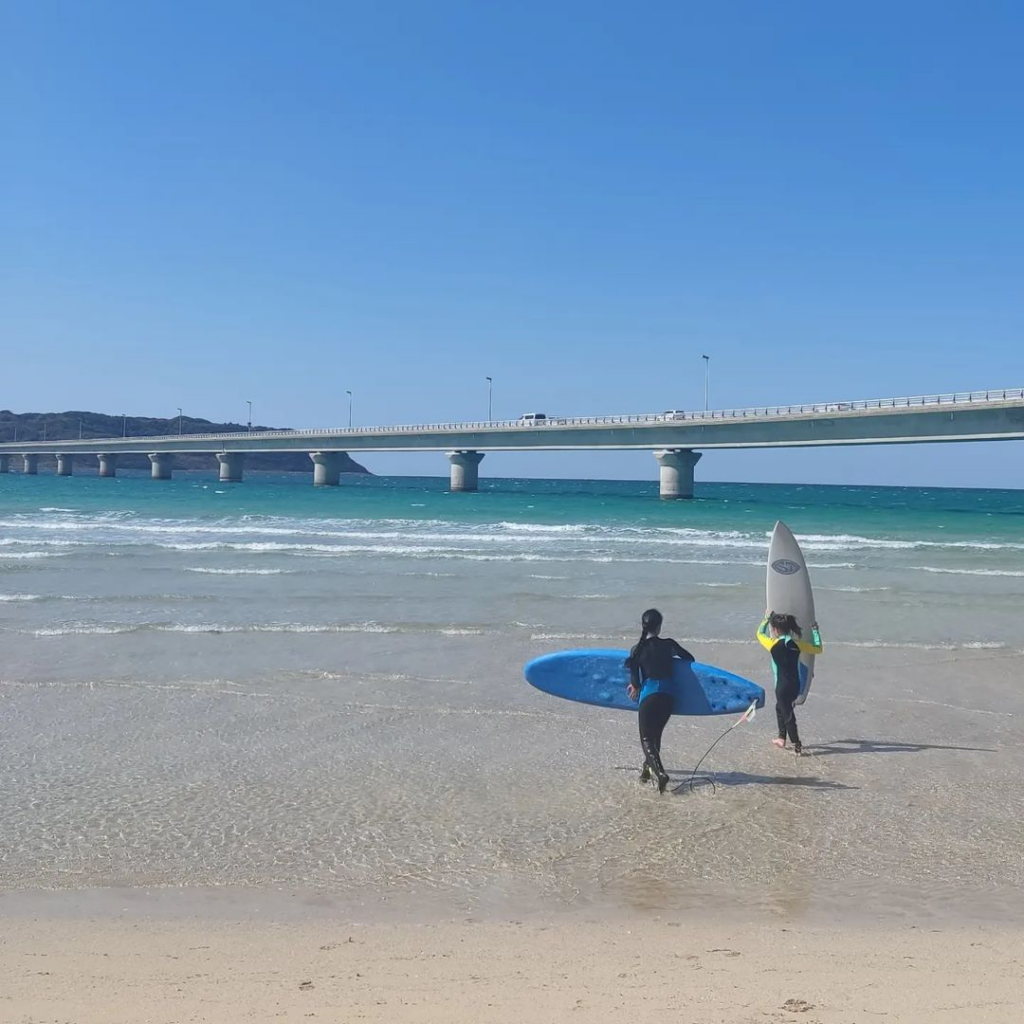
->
757, 612, 822, 756
626, 608, 695, 793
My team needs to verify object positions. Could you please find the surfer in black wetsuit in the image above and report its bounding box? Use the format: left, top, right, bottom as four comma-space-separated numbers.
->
757, 611, 823, 756
625, 608, 695, 793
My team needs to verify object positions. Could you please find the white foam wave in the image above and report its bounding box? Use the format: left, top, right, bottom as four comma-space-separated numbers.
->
0, 593, 44, 602
184, 567, 294, 576
498, 521, 588, 534
0, 551, 70, 560
33, 624, 136, 636
912, 566, 1024, 578
823, 585, 893, 593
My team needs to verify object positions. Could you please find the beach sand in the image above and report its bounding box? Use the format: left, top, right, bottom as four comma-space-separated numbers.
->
3, 906, 1022, 1023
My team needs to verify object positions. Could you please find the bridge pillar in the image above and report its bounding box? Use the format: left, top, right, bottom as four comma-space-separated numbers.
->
56, 454, 74, 477
97, 453, 118, 478
149, 453, 174, 480
217, 452, 245, 482
654, 449, 702, 499
447, 450, 485, 492
310, 451, 344, 486
21, 454, 39, 475
0, 455, 8, 473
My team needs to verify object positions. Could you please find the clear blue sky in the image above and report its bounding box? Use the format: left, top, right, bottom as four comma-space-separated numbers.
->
3, 2, 1023, 486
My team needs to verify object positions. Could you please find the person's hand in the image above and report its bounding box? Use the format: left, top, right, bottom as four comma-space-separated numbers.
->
811, 620, 819, 630
764, 608, 771, 619
627, 684, 639, 702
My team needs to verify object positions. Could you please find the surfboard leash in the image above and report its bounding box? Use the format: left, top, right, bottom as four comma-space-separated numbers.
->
678, 700, 759, 794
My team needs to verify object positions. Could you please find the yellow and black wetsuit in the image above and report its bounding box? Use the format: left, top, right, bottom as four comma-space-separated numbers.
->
756, 620, 823, 750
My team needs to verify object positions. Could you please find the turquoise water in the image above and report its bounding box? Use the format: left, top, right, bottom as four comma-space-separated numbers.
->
2, 470, 1023, 919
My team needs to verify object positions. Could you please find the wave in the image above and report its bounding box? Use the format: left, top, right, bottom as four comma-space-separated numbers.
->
822, 585, 893, 593
184, 567, 295, 576
911, 566, 1024, 578
0, 551, 70, 560
0, 593, 44, 602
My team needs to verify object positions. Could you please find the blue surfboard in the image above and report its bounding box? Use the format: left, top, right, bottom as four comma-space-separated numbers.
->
524, 649, 765, 716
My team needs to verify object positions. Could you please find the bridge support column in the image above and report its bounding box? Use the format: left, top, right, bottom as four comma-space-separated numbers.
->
447, 450, 484, 492
654, 449, 702, 499
21, 454, 39, 475
97, 453, 118, 478
217, 452, 245, 482
149, 453, 174, 480
0, 455, 8, 473
310, 451, 344, 486
56, 454, 74, 477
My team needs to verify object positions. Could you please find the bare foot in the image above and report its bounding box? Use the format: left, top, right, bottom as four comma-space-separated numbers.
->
772, 738, 786, 749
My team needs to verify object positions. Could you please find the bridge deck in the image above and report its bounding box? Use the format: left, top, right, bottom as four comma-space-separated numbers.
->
2, 389, 1023, 454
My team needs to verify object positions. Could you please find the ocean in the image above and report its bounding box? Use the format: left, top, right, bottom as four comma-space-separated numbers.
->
2, 471, 1023, 922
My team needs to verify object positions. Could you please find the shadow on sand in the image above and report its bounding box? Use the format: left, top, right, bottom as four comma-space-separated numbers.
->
612, 766, 857, 793
805, 738, 996, 757
670, 770, 857, 794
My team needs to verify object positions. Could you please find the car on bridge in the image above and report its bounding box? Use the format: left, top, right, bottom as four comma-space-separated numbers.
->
519, 412, 548, 425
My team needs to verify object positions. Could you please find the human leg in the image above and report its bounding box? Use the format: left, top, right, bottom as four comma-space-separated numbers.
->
775, 684, 801, 752
638, 692, 673, 792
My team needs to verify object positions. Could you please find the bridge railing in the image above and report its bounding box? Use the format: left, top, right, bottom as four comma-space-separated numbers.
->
3, 388, 1022, 446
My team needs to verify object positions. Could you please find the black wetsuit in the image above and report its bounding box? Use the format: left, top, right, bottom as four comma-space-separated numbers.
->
626, 637, 694, 779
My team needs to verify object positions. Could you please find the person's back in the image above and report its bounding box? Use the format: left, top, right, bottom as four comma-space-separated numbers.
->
628, 635, 693, 691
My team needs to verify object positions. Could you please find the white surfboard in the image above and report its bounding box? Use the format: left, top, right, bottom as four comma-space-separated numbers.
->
766, 520, 817, 705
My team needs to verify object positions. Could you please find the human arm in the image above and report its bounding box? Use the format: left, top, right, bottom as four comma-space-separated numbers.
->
796, 622, 823, 654
756, 616, 775, 651
625, 646, 641, 700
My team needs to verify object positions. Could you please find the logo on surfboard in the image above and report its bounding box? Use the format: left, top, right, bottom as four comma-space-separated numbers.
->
771, 558, 802, 575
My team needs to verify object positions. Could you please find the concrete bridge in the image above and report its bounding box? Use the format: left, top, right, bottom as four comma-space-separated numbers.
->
1, 388, 1023, 498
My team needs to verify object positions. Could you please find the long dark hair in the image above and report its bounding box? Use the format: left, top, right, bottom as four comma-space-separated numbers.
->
769, 612, 802, 637
625, 608, 663, 673
636, 607, 663, 650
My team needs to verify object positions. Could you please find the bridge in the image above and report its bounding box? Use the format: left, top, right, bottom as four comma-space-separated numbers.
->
1, 388, 1023, 498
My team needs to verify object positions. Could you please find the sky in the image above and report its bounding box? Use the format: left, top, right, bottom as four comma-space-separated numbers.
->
3, 1, 1024, 486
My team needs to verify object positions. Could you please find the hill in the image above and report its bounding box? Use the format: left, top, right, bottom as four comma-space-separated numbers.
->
0, 410, 369, 474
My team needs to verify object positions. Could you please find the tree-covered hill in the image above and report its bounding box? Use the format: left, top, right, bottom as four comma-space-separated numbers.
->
0, 410, 369, 474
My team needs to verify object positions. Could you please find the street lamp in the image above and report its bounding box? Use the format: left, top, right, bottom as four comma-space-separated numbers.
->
346, 391, 353, 428
122, 413, 127, 438
486, 376, 493, 422
177, 407, 183, 435
702, 354, 710, 413
247, 400, 252, 434
78, 418, 83, 439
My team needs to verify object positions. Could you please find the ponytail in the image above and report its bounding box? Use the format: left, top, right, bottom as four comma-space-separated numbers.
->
626, 608, 663, 672
769, 612, 802, 637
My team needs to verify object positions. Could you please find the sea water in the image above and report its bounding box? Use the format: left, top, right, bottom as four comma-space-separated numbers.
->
2, 472, 1023, 922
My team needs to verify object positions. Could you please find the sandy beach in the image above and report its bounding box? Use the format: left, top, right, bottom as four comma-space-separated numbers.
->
4, 906, 1023, 1024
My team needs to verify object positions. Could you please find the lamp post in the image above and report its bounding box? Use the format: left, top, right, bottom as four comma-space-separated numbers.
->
486, 376, 493, 422
177, 407, 183, 436
346, 390, 353, 428
122, 413, 127, 438
247, 400, 252, 434
78, 418, 83, 439
702, 354, 710, 413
